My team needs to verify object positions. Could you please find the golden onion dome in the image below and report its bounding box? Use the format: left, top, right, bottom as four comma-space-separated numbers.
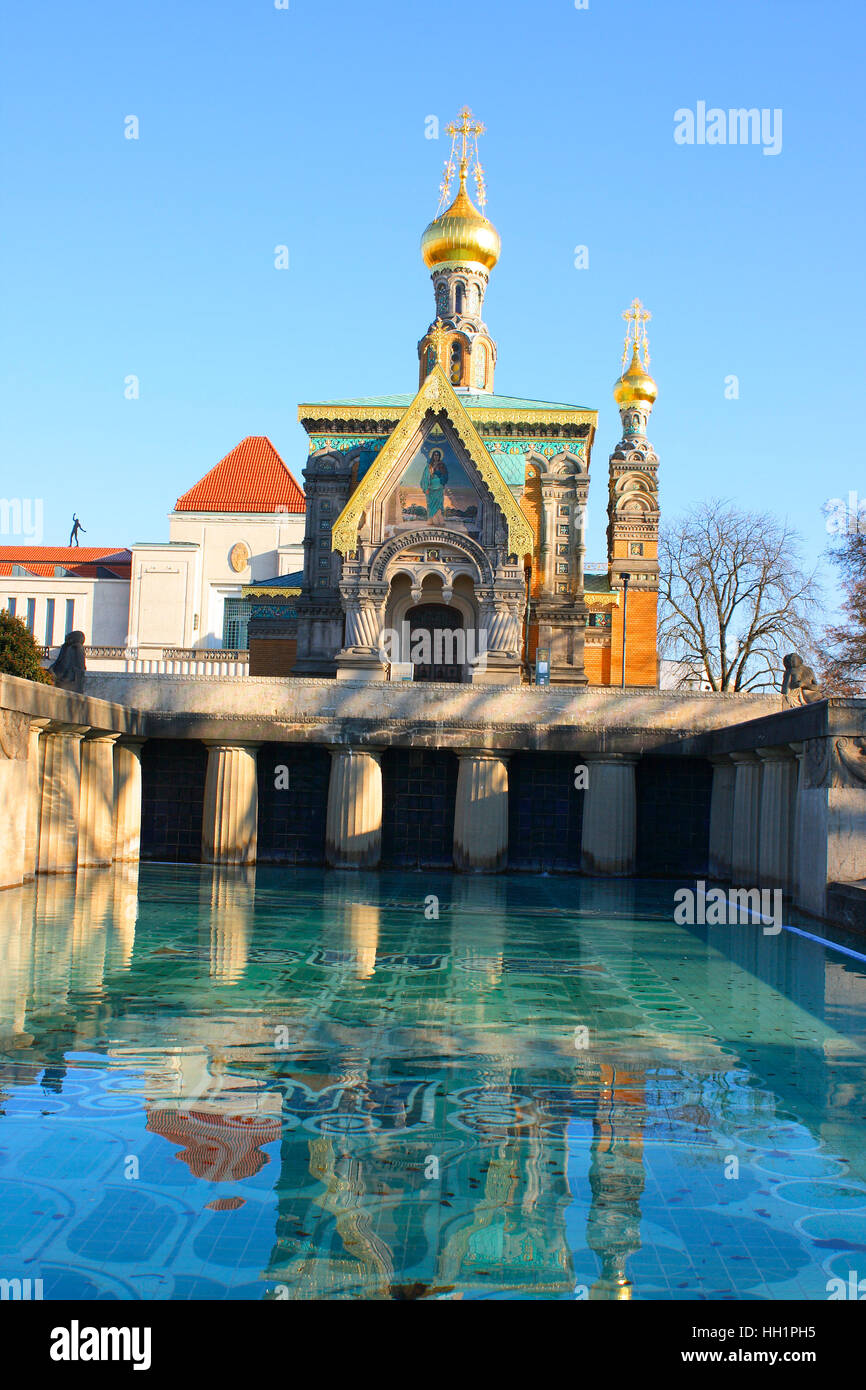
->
421, 175, 501, 271
613, 343, 658, 407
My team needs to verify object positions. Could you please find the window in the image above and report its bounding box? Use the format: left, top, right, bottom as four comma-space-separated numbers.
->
222, 598, 252, 649
45, 598, 55, 646
26, 598, 36, 632
65, 598, 74, 633
6, 597, 16, 616
455, 283, 465, 314
474, 343, 487, 389
450, 341, 462, 385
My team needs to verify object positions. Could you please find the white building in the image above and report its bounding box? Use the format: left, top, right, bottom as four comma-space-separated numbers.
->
0, 548, 131, 651
1, 436, 306, 674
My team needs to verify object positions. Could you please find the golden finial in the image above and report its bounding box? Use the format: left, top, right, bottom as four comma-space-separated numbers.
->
428, 317, 449, 366
614, 298, 657, 407
422, 108, 500, 270
437, 106, 488, 213
621, 297, 652, 372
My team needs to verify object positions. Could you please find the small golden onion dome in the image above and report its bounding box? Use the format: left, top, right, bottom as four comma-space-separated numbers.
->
421, 175, 501, 270
613, 343, 658, 407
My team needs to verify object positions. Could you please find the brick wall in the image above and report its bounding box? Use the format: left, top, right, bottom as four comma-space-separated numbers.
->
249, 638, 297, 677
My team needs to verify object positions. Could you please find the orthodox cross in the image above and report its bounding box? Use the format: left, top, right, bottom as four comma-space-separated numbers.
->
438, 106, 487, 212
621, 298, 652, 371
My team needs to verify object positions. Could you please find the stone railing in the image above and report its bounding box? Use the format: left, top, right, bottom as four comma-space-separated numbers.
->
38, 647, 251, 676
125, 650, 249, 676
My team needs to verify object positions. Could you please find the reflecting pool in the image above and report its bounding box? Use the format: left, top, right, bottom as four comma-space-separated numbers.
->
1, 864, 865, 1300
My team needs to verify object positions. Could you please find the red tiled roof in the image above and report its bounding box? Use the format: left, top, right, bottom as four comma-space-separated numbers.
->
175, 436, 306, 514
0, 547, 131, 578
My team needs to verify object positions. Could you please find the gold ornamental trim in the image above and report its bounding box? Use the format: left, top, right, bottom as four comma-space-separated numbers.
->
299, 402, 598, 430
330, 366, 534, 558
241, 584, 302, 599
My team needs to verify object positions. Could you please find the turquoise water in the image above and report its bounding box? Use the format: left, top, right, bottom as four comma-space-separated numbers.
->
1, 863, 866, 1301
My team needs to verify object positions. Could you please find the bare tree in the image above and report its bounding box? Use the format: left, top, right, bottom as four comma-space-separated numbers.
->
821, 528, 866, 694
658, 499, 821, 691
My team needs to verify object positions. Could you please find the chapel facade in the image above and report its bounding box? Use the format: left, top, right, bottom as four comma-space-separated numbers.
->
291, 109, 660, 687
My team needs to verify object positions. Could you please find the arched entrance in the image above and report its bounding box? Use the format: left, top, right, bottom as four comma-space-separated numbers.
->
406, 603, 465, 682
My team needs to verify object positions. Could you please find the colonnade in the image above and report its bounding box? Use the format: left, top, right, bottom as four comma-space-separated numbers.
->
708, 743, 807, 902
200, 743, 638, 875
7, 728, 638, 883
12, 720, 147, 885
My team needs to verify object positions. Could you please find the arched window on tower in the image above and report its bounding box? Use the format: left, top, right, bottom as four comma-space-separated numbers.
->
474, 342, 487, 389
455, 282, 465, 315
450, 340, 462, 385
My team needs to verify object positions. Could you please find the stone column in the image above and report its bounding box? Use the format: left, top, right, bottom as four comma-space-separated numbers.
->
730, 751, 762, 883
79, 734, 120, 868
708, 755, 735, 880
38, 725, 89, 874
202, 742, 260, 865
453, 750, 509, 872
325, 747, 383, 868
756, 746, 798, 891
23, 718, 50, 880
113, 737, 146, 863
580, 755, 637, 876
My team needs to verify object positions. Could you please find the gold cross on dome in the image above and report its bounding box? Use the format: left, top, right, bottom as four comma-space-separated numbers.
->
621, 297, 652, 370
446, 106, 486, 164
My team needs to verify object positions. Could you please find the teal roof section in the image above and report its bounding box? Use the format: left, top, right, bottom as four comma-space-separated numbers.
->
302, 392, 592, 412
245, 571, 304, 589
584, 572, 613, 594
487, 451, 528, 487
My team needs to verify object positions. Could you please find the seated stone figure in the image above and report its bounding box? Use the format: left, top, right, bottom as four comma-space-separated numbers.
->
49, 630, 86, 694
781, 652, 823, 705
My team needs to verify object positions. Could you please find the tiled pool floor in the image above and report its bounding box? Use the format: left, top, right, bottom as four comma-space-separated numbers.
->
1, 864, 865, 1300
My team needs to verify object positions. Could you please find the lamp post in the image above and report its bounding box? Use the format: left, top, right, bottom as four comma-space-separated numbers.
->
620, 571, 630, 688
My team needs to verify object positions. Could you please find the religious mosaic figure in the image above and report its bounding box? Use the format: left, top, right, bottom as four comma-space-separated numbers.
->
49, 630, 86, 693
420, 448, 448, 520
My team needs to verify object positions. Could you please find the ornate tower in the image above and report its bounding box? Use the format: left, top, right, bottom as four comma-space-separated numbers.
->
418, 108, 499, 393
607, 299, 660, 685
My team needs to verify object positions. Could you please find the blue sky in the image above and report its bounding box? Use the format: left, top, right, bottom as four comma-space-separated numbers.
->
1, 0, 863, 593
